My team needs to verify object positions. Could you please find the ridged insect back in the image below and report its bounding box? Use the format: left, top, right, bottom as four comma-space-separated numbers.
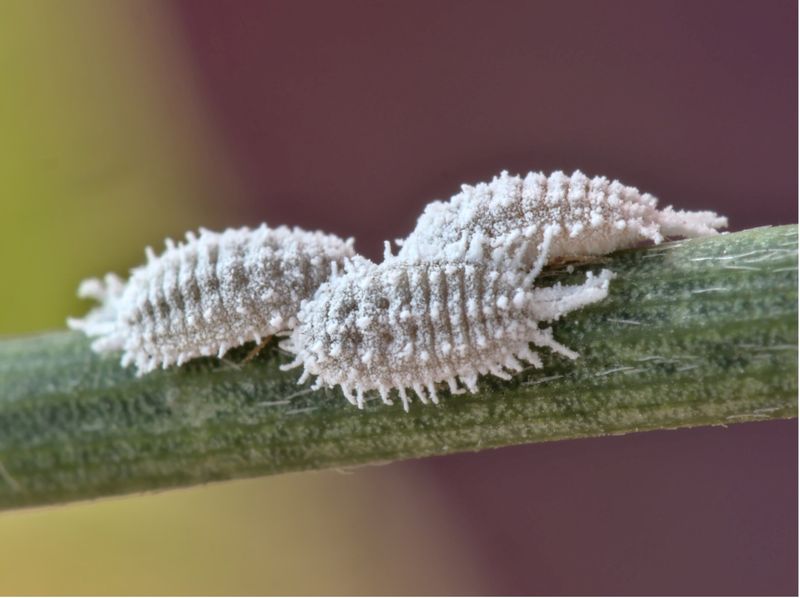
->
397, 170, 727, 267
282, 256, 613, 410
69, 167, 727, 410
69, 224, 355, 374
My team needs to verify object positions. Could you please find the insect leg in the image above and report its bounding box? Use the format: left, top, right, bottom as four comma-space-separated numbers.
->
242, 336, 273, 363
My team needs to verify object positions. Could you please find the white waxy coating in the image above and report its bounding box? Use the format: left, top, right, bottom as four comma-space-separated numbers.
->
282, 255, 613, 411
396, 170, 728, 267
68, 168, 730, 411
68, 224, 355, 374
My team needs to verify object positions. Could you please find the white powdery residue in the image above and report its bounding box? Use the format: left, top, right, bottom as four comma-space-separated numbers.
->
690, 286, 730, 294
68, 224, 356, 374
607, 318, 642, 326
396, 169, 727, 270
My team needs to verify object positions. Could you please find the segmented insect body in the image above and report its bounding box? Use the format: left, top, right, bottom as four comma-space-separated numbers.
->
282, 256, 613, 410
68, 225, 355, 374
69, 168, 730, 412
396, 170, 728, 268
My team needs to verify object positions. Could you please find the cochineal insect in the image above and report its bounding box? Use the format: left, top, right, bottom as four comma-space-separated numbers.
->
68, 224, 355, 374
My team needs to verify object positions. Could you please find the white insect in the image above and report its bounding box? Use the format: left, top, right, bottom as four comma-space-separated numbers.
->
282, 253, 614, 411
395, 170, 728, 267
68, 224, 355, 374
68, 168, 729, 413
282, 169, 728, 410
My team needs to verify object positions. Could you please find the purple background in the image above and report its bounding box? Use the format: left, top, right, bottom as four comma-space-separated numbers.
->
174, 1, 797, 594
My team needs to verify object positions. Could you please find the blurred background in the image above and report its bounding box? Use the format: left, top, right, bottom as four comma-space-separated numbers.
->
0, 0, 796, 594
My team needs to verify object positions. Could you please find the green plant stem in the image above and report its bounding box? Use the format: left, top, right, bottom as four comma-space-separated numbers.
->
0, 225, 797, 510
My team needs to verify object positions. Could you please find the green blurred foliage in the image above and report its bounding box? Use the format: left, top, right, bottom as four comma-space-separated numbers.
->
0, 472, 482, 595
0, 0, 229, 334
0, 1, 476, 593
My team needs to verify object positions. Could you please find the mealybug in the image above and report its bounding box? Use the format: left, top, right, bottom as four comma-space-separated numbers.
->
282, 169, 728, 410
69, 168, 729, 413
395, 170, 728, 267
68, 224, 355, 374
281, 255, 613, 411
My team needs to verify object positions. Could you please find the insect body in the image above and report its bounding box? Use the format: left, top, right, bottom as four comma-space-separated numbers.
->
396, 170, 728, 268
282, 255, 613, 410
69, 168, 729, 412
282, 169, 727, 410
68, 224, 355, 374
